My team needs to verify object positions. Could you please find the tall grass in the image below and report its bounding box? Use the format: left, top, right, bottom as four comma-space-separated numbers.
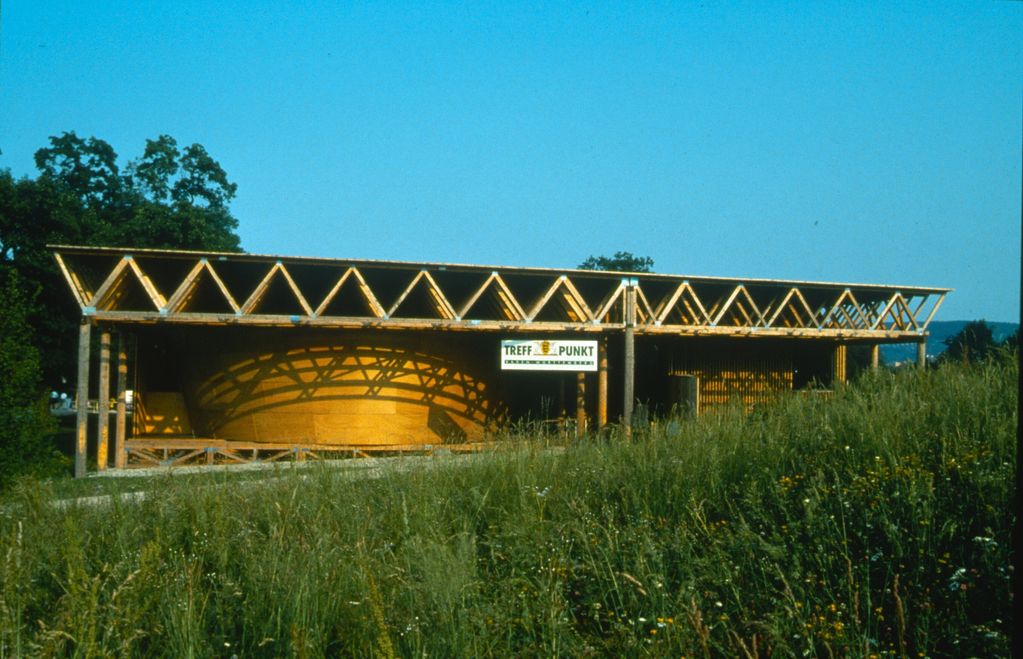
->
1, 356, 1016, 657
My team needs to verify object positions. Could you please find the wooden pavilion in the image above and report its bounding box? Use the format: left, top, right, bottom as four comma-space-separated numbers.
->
52, 245, 948, 475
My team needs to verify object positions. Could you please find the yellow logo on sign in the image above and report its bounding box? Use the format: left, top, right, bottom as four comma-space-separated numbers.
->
540, 340, 551, 355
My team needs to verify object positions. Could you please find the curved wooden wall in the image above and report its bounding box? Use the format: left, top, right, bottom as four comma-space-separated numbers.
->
173, 330, 507, 446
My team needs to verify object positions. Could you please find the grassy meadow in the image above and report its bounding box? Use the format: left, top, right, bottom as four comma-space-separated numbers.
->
0, 355, 1016, 657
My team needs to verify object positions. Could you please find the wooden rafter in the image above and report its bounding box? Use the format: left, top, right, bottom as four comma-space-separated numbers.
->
711, 285, 765, 327
526, 276, 593, 322
240, 263, 313, 316
164, 259, 240, 314
53, 253, 90, 308
127, 257, 168, 309
51, 246, 949, 339
315, 267, 386, 318
386, 270, 456, 320
457, 273, 526, 321
593, 281, 626, 323
655, 282, 712, 326
88, 256, 131, 308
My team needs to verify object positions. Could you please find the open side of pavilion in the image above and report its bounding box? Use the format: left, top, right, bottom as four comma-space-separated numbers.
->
51, 245, 949, 476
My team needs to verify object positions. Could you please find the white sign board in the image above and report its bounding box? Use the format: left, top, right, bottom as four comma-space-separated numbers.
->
501, 339, 598, 372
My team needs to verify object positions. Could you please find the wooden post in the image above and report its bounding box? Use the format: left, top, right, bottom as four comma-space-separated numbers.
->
870, 344, 880, 370
114, 333, 128, 469
597, 335, 608, 429
623, 281, 636, 438
832, 343, 847, 385
556, 374, 566, 424
917, 340, 927, 368
97, 329, 111, 470
575, 371, 587, 438
75, 321, 91, 478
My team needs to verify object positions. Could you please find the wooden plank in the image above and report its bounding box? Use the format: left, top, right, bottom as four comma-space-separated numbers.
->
593, 281, 625, 323
163, 259, 206, 312
127, 257, 167, 309
203, 260, 241, 313
653, 282, 688, 325
833, 344, 847, 384
558, 277, 594, 323
115, 333, 128, 468
525, 277, 566, 321
74, 308, 933, 340
491, 274, 527, 320
351, 268, 387, 318
623, 283, 636, 439
597, 335, 608, 429
87, 256, 130, 309
918, 293, 946, 331
386, 270, 428, 318
709, 285, 745, 327
633, 285, 656, 324
314, 267, 355, 316
576, 371, 587, 438
75, 321, 91, 478
277, 263, 315, 317
240, 263, 282, 314
53, 252, 89, 308
96, 329, 111, 470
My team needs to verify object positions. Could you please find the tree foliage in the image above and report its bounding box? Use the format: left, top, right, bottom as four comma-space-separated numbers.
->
938, 320, 1000, 365
1, 131, 243, 386
578, 251, 654, 273
0, 270, 61, 485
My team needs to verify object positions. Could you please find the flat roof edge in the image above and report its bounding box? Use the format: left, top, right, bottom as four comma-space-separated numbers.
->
47, 244, 951, 294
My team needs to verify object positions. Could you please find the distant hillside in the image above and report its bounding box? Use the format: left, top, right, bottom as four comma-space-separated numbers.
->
880, 320, 1019, 363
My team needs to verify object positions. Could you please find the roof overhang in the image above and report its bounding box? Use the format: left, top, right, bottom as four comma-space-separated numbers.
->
51, 245, 950, 341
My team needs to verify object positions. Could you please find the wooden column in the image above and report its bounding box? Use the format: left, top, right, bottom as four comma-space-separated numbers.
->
832, 343, 847, 385
96, 329, 111, 470
870, 344, 880, 370
74, 320, 91, 478
917, 340, 927, 368
114, 333, 128, 469
623, 281, 636, 438
597, 335, 608, 429
575, 371, 587, 438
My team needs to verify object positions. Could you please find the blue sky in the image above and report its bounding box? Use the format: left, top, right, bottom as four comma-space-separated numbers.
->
2, 2, 1020, 321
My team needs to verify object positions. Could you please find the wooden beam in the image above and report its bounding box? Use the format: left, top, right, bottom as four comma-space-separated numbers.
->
623, 282, 636, 439
833, 343, 847, 385
576, 371, 587, 438
75, 308, 937, 341
526, 277, 570, 321
277, 263, 314, 317
593, 281, 625, 323
917, 340, 927, 368
870, 344, 880, 370
240, 263, 282, 314
96, 329, 111, 470
597, 335, 608, 429
75, 321, 91, 478
53, 252, 90, 308
115, 333, 128, 469
126, 257, 167, 309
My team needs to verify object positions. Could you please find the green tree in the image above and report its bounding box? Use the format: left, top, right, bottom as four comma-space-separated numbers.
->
34, 131, 122, 209
939, 320, 997, 365
1, 131, 243, 386
0, 270, 61, 485
578, 251, 654, 273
